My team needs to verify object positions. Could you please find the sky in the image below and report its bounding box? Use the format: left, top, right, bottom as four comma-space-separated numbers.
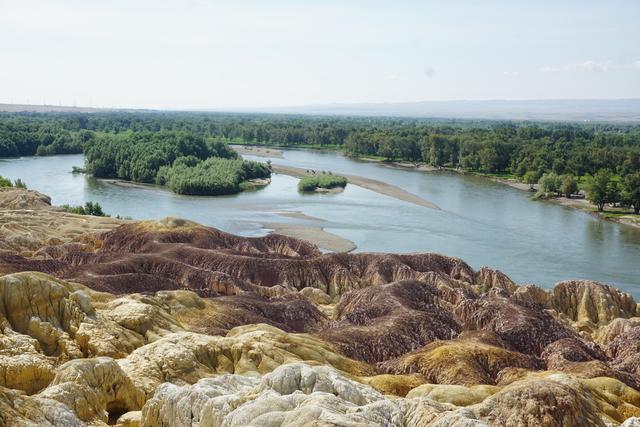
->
0, 0, 639, 109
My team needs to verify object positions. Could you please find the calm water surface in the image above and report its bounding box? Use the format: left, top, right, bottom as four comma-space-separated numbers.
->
1, 150, 639, 295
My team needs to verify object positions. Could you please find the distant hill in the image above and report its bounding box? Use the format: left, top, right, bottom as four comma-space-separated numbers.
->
0, 104, 148, 113
250, 99, 640, 122
2, 99, 640, 122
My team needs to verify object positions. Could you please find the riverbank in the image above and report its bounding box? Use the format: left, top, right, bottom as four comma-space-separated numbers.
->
466, 173, 640, 230
237, 143, 639, 229
267, 210, 356, 252
362, 157, 640, 230
232, 145, 284, 159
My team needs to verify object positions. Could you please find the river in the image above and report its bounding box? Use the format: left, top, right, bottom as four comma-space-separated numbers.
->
1, 149, 639, 295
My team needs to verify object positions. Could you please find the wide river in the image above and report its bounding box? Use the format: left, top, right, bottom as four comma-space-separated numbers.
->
1, 149, 639, 295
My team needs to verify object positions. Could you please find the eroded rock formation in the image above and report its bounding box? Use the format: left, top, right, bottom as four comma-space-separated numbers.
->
1, 199, 640, 426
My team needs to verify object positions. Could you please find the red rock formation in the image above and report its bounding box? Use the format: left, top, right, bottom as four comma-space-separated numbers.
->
453, 289, 578, 355
2, 221, 478, 298
318, 279, 462, 363
608, 327, 640, 377
187, 293, 328, 335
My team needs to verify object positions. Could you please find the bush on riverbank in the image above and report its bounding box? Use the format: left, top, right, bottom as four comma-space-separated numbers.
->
0, 176, 28, 189
298, 174, 347, 192
533, 173, 580, 200
156, 157, 271, 195
61, 201, 107, 216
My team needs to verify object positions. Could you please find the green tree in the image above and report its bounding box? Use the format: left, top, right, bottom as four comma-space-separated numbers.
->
478, 146, 500, 173
538, 172, 560, 194
621, 172, 640, 214
428, 135, 449, 166
84, 201, 105, 216
523, 171, 539, 191
559, 175, 578, 198
586, 170, 613, 212
61, 201, 107, 216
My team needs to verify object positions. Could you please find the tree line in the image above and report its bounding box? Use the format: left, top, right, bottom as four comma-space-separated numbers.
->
533, 170, 640, 213
0, 111, 638, 203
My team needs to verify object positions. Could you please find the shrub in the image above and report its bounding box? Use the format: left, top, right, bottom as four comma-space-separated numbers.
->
538, 172, 560, 194
157, 157, 271, 195
0, 176, 13, 187
61, 201, 107, 216
298, 175, 348, 192
523, 170, 540, 191
559, 175, 578, 197
13, 179, 27, 189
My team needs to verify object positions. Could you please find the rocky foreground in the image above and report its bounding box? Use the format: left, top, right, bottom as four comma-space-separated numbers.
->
2, 188, 640, 426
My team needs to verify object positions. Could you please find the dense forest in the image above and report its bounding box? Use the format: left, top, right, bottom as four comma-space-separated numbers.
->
81, 131, 268, 195
0, 111, 638, 203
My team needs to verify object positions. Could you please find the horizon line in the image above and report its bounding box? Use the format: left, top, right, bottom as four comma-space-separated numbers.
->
2, 97, 640, 113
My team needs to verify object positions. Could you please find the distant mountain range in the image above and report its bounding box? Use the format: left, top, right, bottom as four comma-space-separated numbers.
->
0, 104, 143, 114
249, 99, 640, 122
2, 99, 640, 122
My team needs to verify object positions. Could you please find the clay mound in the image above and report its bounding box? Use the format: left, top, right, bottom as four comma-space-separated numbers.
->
184, 293, 328, 335
100, 220, 322, 258
379, 332, 542, 386
0, 209, 122, 253
608, 327, 640, 377
453, 290, 579, 355
3, 219, 480, 298
541, 337, 640, 389
0, 187, 51, 210
551, 280, 638, 325
140, 363, 633, 427
0, 385, 85, 427
117, 325, 374, 398
318, 279, 462, 363
471, 374, 607, 426
595, 317, 640, 346
474, 266, 518, 294
141, 363, 406, 427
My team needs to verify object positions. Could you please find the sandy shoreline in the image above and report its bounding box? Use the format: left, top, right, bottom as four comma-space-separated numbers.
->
263, 222, 357, 252
272, 165, 440, 210
274, 210, 326, 221
232, 145, 284, 159
379, 160, 640, 230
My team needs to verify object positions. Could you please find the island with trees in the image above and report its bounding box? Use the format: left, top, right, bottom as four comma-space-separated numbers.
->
298, 173, 348, 193
82, 131, 271, 196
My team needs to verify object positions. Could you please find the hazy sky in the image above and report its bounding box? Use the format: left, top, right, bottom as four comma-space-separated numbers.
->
1, 0, 639, 109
